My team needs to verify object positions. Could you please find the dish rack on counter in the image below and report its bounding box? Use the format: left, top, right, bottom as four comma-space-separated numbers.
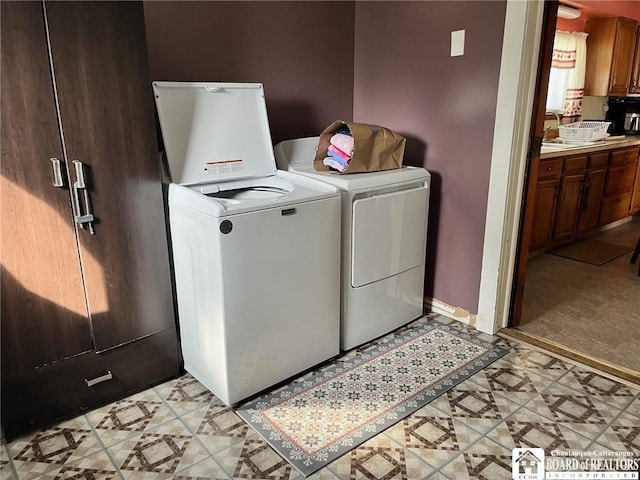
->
558, 121, 611, 142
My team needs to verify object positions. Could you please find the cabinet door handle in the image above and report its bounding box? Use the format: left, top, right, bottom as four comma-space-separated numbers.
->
85, 371, 113, 387
72, 160, 95, 235
50, 158, 65, 188
546, 166, 553, 171
581, 180, 590, 209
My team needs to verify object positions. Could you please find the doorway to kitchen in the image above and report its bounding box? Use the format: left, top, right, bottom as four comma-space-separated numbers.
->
505, 0, 640, 385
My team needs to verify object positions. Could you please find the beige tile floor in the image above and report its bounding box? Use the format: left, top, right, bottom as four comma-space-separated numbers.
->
519, 219, 640, 372
1, 315, 639, 480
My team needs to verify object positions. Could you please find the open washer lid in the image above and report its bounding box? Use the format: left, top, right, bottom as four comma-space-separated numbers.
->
153, 82, 277, 186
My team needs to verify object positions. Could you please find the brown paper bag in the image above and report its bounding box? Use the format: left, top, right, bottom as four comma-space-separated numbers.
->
313, 120, 406, 174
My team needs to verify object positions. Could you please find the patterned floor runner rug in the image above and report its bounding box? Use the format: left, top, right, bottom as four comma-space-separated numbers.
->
235, 320, 508, 476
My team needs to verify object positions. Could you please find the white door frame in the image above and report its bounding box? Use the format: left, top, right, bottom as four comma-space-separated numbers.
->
476, 0, 546, 334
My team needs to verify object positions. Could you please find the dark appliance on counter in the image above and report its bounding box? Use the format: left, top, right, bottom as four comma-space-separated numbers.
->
606, 97, 640, 135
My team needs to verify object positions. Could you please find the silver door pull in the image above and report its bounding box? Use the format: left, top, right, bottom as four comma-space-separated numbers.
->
85, 371, 113, 387
51, 158, 64, 187
72, 160, 95, 234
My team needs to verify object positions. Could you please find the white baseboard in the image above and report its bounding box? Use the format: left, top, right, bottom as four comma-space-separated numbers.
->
423, 297, 477, 328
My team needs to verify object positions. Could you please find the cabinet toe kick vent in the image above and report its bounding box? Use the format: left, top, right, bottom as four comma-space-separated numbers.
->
85, 371, 113, 387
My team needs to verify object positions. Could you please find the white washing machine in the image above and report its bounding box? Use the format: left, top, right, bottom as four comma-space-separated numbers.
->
154, 83, 341, 405
275, 137, 430, 351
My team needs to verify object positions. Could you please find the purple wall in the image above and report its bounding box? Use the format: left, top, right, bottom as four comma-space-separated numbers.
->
143, 1, 355, 144
354, 1, 506, 312
143, 1, 507, 314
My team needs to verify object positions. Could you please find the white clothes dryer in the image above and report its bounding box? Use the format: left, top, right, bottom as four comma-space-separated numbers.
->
154, 83, 341, 405
275, 137, 430, 351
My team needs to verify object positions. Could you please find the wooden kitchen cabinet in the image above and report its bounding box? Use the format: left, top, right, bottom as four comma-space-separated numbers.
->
1, 1, 180, 439
530, 158, 562, 251
530, 145, 639, 253
630, 150, 640, 215
530, 151, 614, 251
599, 192, 633, 225
577, 151, 608, 233
630, 25, 640, 94
530, 176, 560, 251
552, 172, 585, 242
576, 168, 607, 233
599, 146, 640, 225
585, 16, 638, 96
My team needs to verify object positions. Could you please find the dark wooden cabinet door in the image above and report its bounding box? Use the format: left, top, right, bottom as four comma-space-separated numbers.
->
630, 26, 640, 95
577, 168, 606, 234
45, 1, 175, 351
529, 177, 559, 251
0, 1, 93, 378
552, 173, 584, 243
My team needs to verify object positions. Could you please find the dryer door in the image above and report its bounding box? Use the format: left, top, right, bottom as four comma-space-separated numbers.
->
351, 187, 428, 288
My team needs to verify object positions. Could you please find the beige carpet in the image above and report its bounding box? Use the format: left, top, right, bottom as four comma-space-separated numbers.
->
519, 220, 640, 373
548, 239, 632, 266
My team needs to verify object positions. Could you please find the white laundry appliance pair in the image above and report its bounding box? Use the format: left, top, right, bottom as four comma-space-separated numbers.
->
275, 137, 430, 350
153, 82, 341, 405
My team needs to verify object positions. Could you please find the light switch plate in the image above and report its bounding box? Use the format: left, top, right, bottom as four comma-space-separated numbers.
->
451, 30, 465, 57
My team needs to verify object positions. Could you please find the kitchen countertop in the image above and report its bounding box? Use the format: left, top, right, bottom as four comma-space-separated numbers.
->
540, 136, 640, 159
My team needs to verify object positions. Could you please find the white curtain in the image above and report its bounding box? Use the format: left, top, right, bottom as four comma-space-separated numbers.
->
546, 31, 588, 119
